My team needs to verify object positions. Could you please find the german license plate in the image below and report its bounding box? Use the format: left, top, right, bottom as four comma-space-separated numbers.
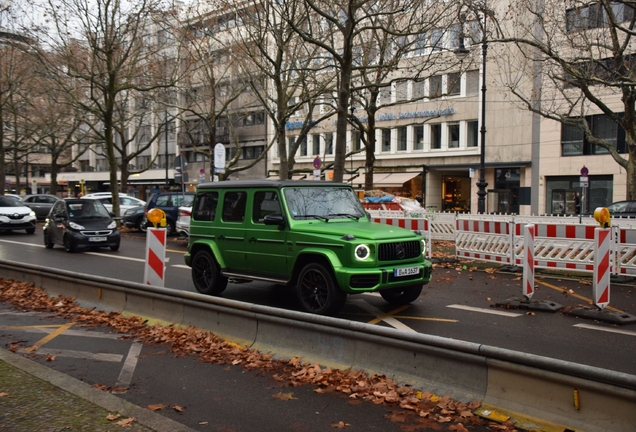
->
88, 236, 107, 242
394, 266, 420, 277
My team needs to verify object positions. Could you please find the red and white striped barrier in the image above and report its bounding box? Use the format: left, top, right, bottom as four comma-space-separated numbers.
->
616, 228, 636, 276
144, 227, 167, 287
522, 224, 535, 300
372, 217, 431, 259
455, 219, 514, 264
593, 228, 611, 309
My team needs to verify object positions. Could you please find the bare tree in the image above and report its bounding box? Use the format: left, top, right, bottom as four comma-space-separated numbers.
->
32, 0, 179, 216
492, 0, 636, 199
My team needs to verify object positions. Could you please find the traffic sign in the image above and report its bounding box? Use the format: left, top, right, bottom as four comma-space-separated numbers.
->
313, 156, 321, 169
174, 155, 187, 172
580, 166, 589, 177
214, 144, 226, 170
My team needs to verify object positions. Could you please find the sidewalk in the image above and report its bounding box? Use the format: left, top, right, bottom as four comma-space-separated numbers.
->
0, 349, 194, 432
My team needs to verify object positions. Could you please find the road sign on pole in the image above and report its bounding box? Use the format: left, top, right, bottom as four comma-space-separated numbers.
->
214, 144, 226, 178
313, 156, 322, 169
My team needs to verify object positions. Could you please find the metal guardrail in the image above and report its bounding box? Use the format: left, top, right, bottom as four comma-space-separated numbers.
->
0, 260, 635, 432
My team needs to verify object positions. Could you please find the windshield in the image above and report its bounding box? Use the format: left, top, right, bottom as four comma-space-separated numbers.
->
67, 202, 111, 219
0, 196, 23, 207
284, 187, 365, 220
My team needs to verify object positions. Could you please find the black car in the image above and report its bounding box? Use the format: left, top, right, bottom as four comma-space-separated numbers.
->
22, 194, 62, 219
43, 198, 120, 252
122, 206, 147, 232
143, 192, 195, 235
606, 201, 636, 218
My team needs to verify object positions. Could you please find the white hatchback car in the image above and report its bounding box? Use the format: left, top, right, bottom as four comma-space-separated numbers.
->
82, 193, 146, 215
0, 195, 37, 234
176, 206, 191, 237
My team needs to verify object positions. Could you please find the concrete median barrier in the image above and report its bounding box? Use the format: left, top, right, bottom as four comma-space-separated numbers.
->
0, 259, 634, 432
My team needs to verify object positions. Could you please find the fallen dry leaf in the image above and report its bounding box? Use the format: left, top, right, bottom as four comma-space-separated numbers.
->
272, 392, 297, 401
116, 417, 135, 427
330, 421, 351, 429
45, 353, 55, 362
449, 423, 469, 432
437, 416, 452, 423
526, 312, 536, 316
0, 392, 8, 397
173, 405, 186, 412
147, 404, 166, 411
106, 414, 121, 421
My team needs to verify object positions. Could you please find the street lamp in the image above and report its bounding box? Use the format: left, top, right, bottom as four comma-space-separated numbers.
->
476, 11, 488, 214
349, 104, 355, 185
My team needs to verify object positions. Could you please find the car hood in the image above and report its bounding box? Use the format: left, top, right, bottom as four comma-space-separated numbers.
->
291, 219, 419, 241
68, 218, 115, 230
0, 205, 33, 216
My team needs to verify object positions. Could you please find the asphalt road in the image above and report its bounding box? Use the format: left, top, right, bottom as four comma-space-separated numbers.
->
0, 224, 635, 377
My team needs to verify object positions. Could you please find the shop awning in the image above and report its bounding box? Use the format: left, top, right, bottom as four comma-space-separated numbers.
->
373, 172, 421, 187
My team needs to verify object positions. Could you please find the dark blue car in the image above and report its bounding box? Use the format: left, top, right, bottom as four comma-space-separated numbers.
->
143, 192, 195, 235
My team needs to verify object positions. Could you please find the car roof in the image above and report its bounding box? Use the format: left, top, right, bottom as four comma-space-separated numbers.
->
196, 180, 351, 189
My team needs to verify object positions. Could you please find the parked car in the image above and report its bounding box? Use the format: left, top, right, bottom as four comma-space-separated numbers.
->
605, 201, 636, 218
0, 195, 37, 234
43, 198, 120, 252
82, 193, 145, 214
143, 192, 195, 235
122, 206, 147, 232
176, 206, 192, 237
184, 180, 432, 315
22, 194, 62, 219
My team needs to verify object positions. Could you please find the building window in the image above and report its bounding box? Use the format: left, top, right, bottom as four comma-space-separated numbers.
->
467, 121, 479, 147
397, 127, 407, 151
431, 124, 442, 149
382, 129, 391, 152
325, 133, 333, 154
412, 81, 425, 99
447, 73, 461, 96
448, 123, 460, 148
312, 134, 320, 155
466, 70, 479, 96
288, 136, 295, 153
414, 126, 424, 150
430, 29, 443, 52
448, 25, 461, 50
561, 114, 625, 156
429, 76, 442, 98
566, 2, 634, 32
299, 136, 307, 156
396, 82, 408, 101
352, 130, 361, 151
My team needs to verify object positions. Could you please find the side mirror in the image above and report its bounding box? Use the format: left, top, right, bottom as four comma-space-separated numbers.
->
263, 213, 285, 228
109, 211, 116, 218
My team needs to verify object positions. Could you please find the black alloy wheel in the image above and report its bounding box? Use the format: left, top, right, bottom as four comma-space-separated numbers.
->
379, 285, 423, 305
296, 263, 346, 315
192, 250, 228, 295
63, 235, 76, 253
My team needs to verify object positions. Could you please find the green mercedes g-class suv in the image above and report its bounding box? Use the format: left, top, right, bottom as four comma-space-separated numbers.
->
184, 180, 432, 315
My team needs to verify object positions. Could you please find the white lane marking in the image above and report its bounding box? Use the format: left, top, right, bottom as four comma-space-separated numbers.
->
574, 323, 636, 337
446, 304, 523, 317
349, 298, 416, 332
85, 252, 145, 262
18, 347, 123, 362
0, 311, 41, 316
172, 264, 190, 269
0, 239, 44, 248
115, 341, 143, 389
10, 327, 124, 340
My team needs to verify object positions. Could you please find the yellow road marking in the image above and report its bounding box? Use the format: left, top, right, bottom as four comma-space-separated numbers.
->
25, 322, 74, 352
167, 249, 186, 254
392, 316, 458, 323
536, 280, 622, 312
0, 325, 67, 329
366, 305, 410, 325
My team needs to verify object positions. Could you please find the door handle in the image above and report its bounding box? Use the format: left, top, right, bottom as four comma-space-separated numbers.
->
218, 235, 225, 240
249, 237, 257, 243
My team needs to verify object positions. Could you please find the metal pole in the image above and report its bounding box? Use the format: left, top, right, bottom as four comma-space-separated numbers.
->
477, 12, 488, 214
165, 110, 169, 188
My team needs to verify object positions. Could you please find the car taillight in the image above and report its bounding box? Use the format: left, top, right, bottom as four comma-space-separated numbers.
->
179, 210, 191, 217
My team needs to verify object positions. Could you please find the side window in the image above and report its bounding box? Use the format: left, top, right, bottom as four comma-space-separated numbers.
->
252, 191, 280, 223
222, 191, 247, 222
120, 198, 132, 206
156, 195, 170, 206
52, 201, 64, 215
192, 192, 218, 221
45, 196, 58, 204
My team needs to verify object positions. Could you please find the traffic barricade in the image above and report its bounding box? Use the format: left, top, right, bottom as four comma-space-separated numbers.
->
616, 227, 636, 276
455, 219, 514, 265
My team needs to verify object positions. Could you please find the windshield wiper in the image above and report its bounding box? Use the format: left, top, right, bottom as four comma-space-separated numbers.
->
327, 213, 361, 220
300, 214, 330, 221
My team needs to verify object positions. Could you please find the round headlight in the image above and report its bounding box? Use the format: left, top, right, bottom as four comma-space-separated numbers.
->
355, 244, 370, 260
69, 221, 85, 230
107, 221, 117, 229
421, 239, 427, 256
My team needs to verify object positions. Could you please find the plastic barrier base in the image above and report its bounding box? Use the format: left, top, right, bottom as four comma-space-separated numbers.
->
569, 307, 636, 325
495, 297, 563, 312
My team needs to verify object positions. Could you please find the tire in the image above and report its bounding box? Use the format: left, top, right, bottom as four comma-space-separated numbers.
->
110, 243, 120, 251
192, 250, 228, 295
296, 263, 346, 315
26, 227, 36, 235
166, 221, 176, 236
44, 231, 54, 249
137, 216, 148, 233
63, 235, 76, 253
380, 285, 423, 305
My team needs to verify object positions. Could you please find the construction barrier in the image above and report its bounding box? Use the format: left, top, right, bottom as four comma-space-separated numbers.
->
144, 227, 166, 287
616, 228, 636, 276
594, 228, 612, 309
455, 219, 514, 264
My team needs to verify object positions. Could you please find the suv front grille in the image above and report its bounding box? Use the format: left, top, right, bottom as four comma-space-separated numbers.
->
378, 241, 420, 261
